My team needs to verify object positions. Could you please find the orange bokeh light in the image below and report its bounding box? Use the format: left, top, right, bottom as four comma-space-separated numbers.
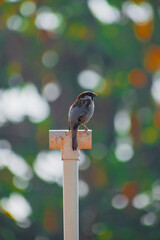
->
154, 111, 160, 128
130, 113, 141, 146
129, 69, 147, 87
122, 182, 138, 201
43, 209, 58, 232
134, 21, 153, 42
90, 165, 108, 188
145, 46, 160, 72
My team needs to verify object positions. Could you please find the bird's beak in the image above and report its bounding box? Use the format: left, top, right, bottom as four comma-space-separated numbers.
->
93, 93, 98, 97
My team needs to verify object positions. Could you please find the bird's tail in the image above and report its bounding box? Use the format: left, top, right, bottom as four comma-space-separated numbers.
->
72, 128, 78, 151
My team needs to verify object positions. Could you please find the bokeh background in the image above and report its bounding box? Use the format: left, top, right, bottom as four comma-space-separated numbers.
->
1, 0, 160, 239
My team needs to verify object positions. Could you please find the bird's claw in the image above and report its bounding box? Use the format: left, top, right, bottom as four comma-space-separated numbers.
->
83, 124, 88, 131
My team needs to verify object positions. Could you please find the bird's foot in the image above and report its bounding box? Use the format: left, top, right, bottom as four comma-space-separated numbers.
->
83, 124, 88, 131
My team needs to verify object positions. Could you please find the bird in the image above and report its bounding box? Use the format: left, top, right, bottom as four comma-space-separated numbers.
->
68, 91, 97, 150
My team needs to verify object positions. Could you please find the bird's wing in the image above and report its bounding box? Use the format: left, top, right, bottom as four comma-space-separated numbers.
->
78, 114, 86, 124
85, 99, 91, 109
72, 99, 85, 108
68, 99, 91, 127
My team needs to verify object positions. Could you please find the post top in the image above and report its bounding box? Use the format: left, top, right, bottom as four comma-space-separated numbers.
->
49, 129, 92, 133
49, 129, 92, 160
49, 129, 92, 150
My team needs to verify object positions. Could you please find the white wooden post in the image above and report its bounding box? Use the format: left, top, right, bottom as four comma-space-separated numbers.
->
49, 130, 92, 240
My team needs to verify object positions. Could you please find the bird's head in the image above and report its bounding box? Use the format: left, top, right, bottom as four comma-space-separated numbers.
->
77, 91, 98, 100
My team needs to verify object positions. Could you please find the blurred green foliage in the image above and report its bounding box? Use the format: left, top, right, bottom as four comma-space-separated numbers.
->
1, 0, 160, 239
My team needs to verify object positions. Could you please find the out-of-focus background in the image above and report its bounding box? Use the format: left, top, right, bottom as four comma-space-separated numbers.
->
0, 0, 160, 239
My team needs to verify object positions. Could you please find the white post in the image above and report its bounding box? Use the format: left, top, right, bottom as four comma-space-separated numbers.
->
49, 130, 92, 240
63, 161, 79, 240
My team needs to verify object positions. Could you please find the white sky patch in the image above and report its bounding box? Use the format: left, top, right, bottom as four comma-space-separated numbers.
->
79, 151, 91, 170
7, 15, 24, 31
0, 83, 50, 124
114, 110, 131, 135
112, 194, 128, 209
43, 82, 61, 102
13, 176, 29, 190
115, 143, 134, 162
42, 50, 59, 68
152, 185, 160, 201
151, 72, 160, 104
17, 218, 31, 228
77, 69, 102, 90
34, 150, 89, 185
0, 87, 25, 122
21, 84, 50, 122
35, 7, 62, 31
132, 193, 150, 209
33, 150, 63, 185
140, 212, 157, 226
20, 1, 37, 16
88, 0, 120, 24
123, 1, 153, 23
1, 193, 32, 222
115, 137, 134, 162
0, 149, 33, 180
0, 139, 11, 150
6, 0, 21, 2
79, 180, 89, 198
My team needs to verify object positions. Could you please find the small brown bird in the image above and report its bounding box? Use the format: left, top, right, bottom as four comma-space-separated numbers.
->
68, 91, 97, 150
